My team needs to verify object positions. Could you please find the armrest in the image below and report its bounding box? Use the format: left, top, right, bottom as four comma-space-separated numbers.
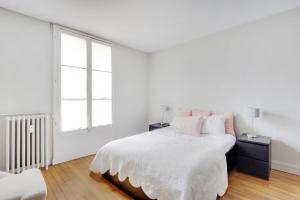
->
0, 171, 10, 179
0, 169, 47, 200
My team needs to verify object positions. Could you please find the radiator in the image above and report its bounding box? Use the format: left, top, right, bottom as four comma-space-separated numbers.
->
5, 114, 50, 173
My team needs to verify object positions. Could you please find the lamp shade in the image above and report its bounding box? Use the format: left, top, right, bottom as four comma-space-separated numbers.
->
160, 105, 169, 112
247, 107, 260, 118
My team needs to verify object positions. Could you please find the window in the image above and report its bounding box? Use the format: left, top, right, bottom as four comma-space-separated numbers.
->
54, 27, 112, 132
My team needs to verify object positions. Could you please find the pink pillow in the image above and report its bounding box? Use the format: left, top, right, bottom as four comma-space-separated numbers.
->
177, 116, 204, 136
212, 112, 235, 136
191, 109, 211, 117
175, 108, 192, 116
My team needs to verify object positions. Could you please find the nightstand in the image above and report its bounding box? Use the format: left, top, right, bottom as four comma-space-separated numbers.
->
236, 134, 271, 180
149, 123, 170, 131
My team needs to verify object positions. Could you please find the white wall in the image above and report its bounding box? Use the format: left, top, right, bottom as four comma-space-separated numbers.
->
149, 8, 300, 175
0, 8, 149, 169
0, 8, 52, 170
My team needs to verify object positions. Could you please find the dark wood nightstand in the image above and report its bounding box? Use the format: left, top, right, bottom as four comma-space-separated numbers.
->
149, 123, 170, 131
236, 134, 271, 180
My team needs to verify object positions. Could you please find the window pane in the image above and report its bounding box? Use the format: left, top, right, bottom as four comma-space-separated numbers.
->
92, 42, 111, 71
61, 100, 87, 131
61, 33, 87, 68
92, 100, 112, 126
92, 71, 111, 99
61, 66, 86, 99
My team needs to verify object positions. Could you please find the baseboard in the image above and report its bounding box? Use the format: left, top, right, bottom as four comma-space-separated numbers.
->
272, 161, 300, 176
52, 151, 96, 165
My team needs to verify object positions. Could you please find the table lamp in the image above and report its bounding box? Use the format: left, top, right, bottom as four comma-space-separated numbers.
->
247, 107, 260, 138
160, 105, 169, 125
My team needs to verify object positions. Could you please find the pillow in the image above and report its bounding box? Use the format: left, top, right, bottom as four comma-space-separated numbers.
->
201, 115, 226, 136
172, 116, 204, 136
171, 108, 192, 127
174, 108, 192, 117
191, 109, 211, 117
212, 112, 235, 136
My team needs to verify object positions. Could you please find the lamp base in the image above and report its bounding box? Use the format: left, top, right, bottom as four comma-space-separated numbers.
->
247, 134, 258, 139
159, 123, 170, 127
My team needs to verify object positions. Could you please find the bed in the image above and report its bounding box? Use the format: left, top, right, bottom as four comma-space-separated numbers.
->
90, 126, 236, 200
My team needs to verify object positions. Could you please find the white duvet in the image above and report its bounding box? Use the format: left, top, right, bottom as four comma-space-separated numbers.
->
90, 127, 236, 200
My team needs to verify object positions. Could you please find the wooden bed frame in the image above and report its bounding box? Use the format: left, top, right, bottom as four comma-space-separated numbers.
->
90, 145, 236, 200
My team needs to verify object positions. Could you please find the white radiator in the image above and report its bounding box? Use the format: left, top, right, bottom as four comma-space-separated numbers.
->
5, 114, 50, 173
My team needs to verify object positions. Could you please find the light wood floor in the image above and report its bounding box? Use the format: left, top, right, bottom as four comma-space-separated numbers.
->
42, 155, 300, 200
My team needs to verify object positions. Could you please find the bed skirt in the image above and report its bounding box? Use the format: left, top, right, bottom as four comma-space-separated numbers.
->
90, 171, 154, 200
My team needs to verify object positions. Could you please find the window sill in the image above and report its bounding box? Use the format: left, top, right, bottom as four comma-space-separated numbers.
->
59, 124, 113, 136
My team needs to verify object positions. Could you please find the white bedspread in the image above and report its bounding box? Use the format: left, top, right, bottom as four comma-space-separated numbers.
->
90, 127, 236, 200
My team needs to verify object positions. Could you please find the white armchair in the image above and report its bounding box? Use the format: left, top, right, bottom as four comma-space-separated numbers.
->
0, 169, 47, 200
0, 171, 10, 179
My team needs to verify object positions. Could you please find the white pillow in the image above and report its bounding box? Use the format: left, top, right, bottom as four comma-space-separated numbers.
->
202, 115, 226, 135
171, 116, 204, 136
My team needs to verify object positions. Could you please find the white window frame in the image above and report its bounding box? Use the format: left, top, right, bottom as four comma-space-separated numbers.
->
52, 24, 113, 134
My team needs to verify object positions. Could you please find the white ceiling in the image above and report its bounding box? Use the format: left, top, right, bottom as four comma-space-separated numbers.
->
1, 0, 300, 52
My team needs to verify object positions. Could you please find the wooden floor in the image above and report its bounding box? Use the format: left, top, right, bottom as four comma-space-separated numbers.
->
42, 155, 300, 200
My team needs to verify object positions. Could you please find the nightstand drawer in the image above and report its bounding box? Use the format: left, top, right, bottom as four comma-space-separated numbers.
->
237, 141, 269, 161
237, 156, 270, 180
